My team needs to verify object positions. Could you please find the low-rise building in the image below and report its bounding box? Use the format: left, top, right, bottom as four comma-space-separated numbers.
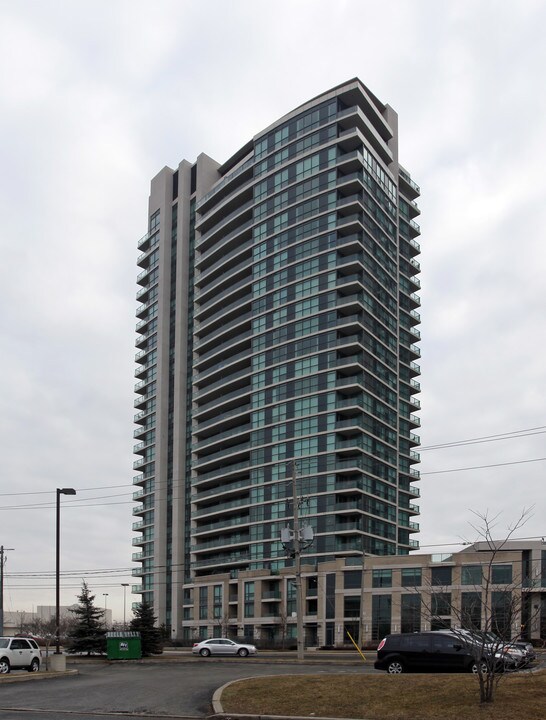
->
181, 540, 546, 645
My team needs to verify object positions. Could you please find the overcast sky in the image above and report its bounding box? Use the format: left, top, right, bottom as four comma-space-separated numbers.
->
1, 0, 544, 623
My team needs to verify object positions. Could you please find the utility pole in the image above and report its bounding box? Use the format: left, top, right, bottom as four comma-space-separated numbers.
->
280, 461, 313, 662
291, 461, 305, 662
0, 546, 15, 636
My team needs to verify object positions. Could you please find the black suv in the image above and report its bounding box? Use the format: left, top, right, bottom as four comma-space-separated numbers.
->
375, 632, 486, 674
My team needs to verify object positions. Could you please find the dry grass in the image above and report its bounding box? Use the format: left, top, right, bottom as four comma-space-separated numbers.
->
220, 670, 546, 720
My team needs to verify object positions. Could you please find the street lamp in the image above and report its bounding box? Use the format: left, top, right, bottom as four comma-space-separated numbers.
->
56, 488, 76, 655
121, 583, 129, 629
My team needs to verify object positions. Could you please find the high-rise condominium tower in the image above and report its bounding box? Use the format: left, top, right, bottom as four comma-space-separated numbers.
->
132, 79, 421, 639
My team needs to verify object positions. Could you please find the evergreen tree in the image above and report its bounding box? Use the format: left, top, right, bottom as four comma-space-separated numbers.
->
130, 601, 163, 656
67, 581, 107, 655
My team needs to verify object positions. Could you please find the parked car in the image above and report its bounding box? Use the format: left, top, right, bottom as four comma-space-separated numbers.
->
192, 638, 257, 657
15, 633, 47, 648
510, 641, 536, 664
374, 632, 515, 674
479, 632, 536, 666
0, 637, 42, 673
434, 629, 531, 668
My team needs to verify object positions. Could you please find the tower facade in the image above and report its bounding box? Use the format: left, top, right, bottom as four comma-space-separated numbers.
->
132, 79, 421, 638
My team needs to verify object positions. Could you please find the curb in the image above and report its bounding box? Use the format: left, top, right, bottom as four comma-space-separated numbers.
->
0, 669, 79, 683
211, 674, 366, 717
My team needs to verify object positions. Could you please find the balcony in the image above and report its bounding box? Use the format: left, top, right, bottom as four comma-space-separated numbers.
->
193, 440, 251, 469
194, 422, 251, 451
195, 383, 252, 416
196, 199, 253, 250
192, 460, 250, 483
399, 168, 420, 198
137, 227, 160, 251
196, 156, 254, 212
194, 313, 252, 351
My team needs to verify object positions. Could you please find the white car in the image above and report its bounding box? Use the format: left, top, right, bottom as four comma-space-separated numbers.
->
192, 638, 257, 657
0, 637, 41, 673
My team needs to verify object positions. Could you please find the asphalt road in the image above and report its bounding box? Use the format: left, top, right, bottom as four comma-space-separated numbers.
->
0, 658, 370, 720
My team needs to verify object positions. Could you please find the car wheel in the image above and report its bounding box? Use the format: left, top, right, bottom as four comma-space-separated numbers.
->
0, 658, 10, 674
470, 660, 488, 674
28, 658, 40, 672
238, 648, 249, 657
387, 658, 404, 674
199, 648, 211, 657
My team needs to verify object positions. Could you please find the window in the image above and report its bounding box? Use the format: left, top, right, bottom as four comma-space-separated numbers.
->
492, 565, 512, 585
244, 582, 255, 618
253, 222, 268, 242
371, 595, 391, 641
271, 403, 287, 422
400, 594, 420, 633
294, 395, 319, 417
252, 354, 266, 371
431, 634, 458, 652
11, 639, 31, 650
461, 591, 482, 631
149, 209, 160, 231
271, 364, 287, 383
492, 591, 512, 638
252, 316, 267, 335
431, 592, 451, 616
254, 138, 268, 160
272, 250, 288, 270
213, 585, 222, 619
293, 417, 318, 437
461, 565, 482, 586
296, 153, 320, 180
252, 371, 266, 389
254, 178, 267, 199
344, 596, 360, 618
273, 287, 288, 305
271, 443, 287, 460
199, 586, 208, 620
430, 566, 452, 586
293, 437, 318, 457
294, 355, 319, 376
372, 569, 392, 588
344, 571, 361, 589
271, 424, 287, 441
294, 297, 319, 318
252, 390, 265, 408
401, 567, 422, 587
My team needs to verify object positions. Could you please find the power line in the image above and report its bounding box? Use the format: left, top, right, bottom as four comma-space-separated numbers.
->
0, 424, 543, 501
419, 426, 546, 451
421, 457, 546, 476
0, 483, 132, 497
4, 453, 545, 511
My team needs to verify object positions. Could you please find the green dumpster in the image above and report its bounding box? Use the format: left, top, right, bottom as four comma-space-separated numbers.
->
106, 631, 141, 660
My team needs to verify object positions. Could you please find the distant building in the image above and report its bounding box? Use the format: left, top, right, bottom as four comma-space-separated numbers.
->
1, 606, 113, 636
132, 78, 422, 638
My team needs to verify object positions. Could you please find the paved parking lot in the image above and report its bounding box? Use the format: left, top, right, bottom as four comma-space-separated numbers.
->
0, 658, 367, 719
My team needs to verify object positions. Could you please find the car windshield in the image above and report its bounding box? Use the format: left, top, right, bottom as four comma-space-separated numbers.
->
0, 639, 9, 648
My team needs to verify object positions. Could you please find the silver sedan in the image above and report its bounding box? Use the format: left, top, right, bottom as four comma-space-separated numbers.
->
192, 638, 257, 657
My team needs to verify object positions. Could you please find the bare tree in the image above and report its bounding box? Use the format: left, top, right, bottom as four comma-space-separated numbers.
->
278, 604, 289, 649
420, 508, 537, 704
213, 611, 231, 638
